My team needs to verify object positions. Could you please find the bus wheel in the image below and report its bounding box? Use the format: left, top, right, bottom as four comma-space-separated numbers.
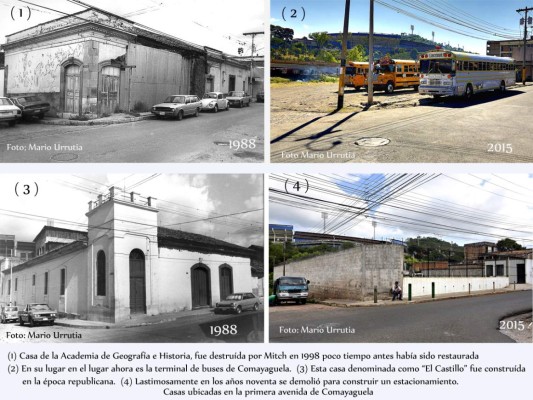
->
385, 82, 394, 94
499, 81, 506, 93
464, 84, 473, 100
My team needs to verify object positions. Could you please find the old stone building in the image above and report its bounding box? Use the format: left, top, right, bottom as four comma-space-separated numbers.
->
1, 7, 251, 117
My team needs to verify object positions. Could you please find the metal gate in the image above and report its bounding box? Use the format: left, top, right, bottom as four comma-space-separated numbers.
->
129, 250, 146, 314
65, 65, 80, 114
191, 264, 210, 308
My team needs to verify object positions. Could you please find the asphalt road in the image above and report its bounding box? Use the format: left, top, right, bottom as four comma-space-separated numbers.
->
0, 309, 263, 343
0, 104, 263, 163
271, 85, 533, 163
270, 291, 532, 343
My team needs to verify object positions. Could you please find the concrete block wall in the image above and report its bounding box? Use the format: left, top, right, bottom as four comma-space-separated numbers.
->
273, 244, 403, 301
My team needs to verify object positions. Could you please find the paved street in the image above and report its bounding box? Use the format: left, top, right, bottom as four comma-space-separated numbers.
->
0, 104, 263, 163
270, 291, 532, 343
271, 85, 533, 163
0, 309, 263, 343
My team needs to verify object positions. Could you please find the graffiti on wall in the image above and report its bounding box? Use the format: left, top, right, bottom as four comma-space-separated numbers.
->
8, 43, 84, 93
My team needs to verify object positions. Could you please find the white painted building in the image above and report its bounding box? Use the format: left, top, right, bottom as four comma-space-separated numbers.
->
0, 187, 257, 323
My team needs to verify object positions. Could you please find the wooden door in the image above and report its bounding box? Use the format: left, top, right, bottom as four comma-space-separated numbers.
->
65, 65, 80, 113
129, 250, 146, 314
100, 66, 120, 115
219, 265, 233, 300
191, 264, 210, 307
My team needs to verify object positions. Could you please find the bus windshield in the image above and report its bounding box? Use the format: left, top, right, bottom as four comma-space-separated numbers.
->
420, 59, 454, 74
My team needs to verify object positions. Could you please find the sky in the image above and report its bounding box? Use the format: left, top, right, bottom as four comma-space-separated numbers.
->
269, 173, 533, 248
0, 0, 265, 56
271, 0, 529, 54
0, 174, 264, 248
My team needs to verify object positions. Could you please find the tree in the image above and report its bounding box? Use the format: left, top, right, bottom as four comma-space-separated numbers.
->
347, 44, 366, 61
271, 25, 294, 49
309, 32, 330, 52
496, 238, 524, 251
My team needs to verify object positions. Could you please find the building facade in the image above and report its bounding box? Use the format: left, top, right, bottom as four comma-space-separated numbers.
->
1, 8, 251, 117
0, 187, 257, 323
487, 38, 533, 80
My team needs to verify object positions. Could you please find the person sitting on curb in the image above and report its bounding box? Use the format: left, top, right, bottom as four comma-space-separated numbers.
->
391, 281, 403, 301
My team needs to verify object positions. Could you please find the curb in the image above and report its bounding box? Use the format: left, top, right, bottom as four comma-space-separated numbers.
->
319, 288, 532, 308
39, 115, 155, 126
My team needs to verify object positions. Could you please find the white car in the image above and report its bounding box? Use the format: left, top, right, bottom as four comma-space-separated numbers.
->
0, 97, 22, 127
200, 92, 229, 113
151, 95, 201, 120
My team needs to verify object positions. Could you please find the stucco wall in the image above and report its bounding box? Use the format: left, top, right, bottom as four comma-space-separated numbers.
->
156, 248, 253, 313
273, 244, 404, 301
0, 249, 88, 318
403, 277, 510, 297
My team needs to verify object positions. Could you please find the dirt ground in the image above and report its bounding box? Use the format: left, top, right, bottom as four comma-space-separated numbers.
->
499, 313, 532, 343
271, 81, 433, 118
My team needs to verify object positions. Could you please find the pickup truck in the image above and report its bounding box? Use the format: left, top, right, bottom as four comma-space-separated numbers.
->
226, 91, 251, 108
18, 303, 57, 327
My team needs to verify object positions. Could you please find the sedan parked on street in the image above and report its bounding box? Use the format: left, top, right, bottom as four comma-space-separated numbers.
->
227, 91, 251, 108
200, 92, 229, 112
214, 292, 261, 314
18, 303, 57, 326
151, 95, 201, 120
10, 96, 50, 120
0, 97, 22, 126
1, 305, 19, 323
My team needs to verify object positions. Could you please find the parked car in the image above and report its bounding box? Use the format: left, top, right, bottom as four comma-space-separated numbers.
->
10, 96, 50, 120
256, 91, 264, 103
214, 292, 261, 314
200, 92, 229, 112
0, 97, 22, 126
151, 95, 201, 120
1, 305, 19, 323
272, 276, 310, 305
226, 91, 251, 108
18, 303, 57, 327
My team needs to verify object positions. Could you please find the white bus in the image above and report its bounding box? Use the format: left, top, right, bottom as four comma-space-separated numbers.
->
418, 50, 515, 99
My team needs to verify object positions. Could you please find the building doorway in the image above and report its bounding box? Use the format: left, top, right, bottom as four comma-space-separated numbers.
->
219, 264, 233, 300
129, 249, 146, 314
516, 263, 526, 284
65, 65, 81, 114
99, 66, 120, 115
229, 75, 236, 92
191, 263, 211, 308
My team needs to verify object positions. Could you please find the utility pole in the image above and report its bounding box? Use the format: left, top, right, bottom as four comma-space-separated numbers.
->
368, 0, 374, 105
243, 31, 264, 98
337, 0, 351, 110
517, 7, 533, 85
321, 212, 328, 234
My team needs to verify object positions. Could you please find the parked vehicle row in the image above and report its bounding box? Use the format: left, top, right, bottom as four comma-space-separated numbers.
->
0, 303, 57, 326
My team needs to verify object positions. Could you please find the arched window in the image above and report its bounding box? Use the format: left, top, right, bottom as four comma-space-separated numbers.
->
97, 250, 106, 296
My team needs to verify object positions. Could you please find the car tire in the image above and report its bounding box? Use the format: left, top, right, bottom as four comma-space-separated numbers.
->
19, 317, 24, 326
29, 317, 35, 327
235, 306, 242, 314
8, 120, 16, 127
38, 113, 45, 119
239, 101, 243, 108
499, 80, 506, 93
464, 84, 473, 100
213, 105, 218, 113
225, 103, 230, 111
253, 303, 259, 311
194, 108, 199, 117
49, 321, 54, 326
176, 110, 183, 121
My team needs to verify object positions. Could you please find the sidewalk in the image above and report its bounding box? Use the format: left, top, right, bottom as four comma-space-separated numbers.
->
318, 283, 532, 308
55, 307, 214, 329
39, 112, 154, 126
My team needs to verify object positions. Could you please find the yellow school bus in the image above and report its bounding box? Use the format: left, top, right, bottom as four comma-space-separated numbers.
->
347, 61, 369, 90
369, 57, 420, 93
